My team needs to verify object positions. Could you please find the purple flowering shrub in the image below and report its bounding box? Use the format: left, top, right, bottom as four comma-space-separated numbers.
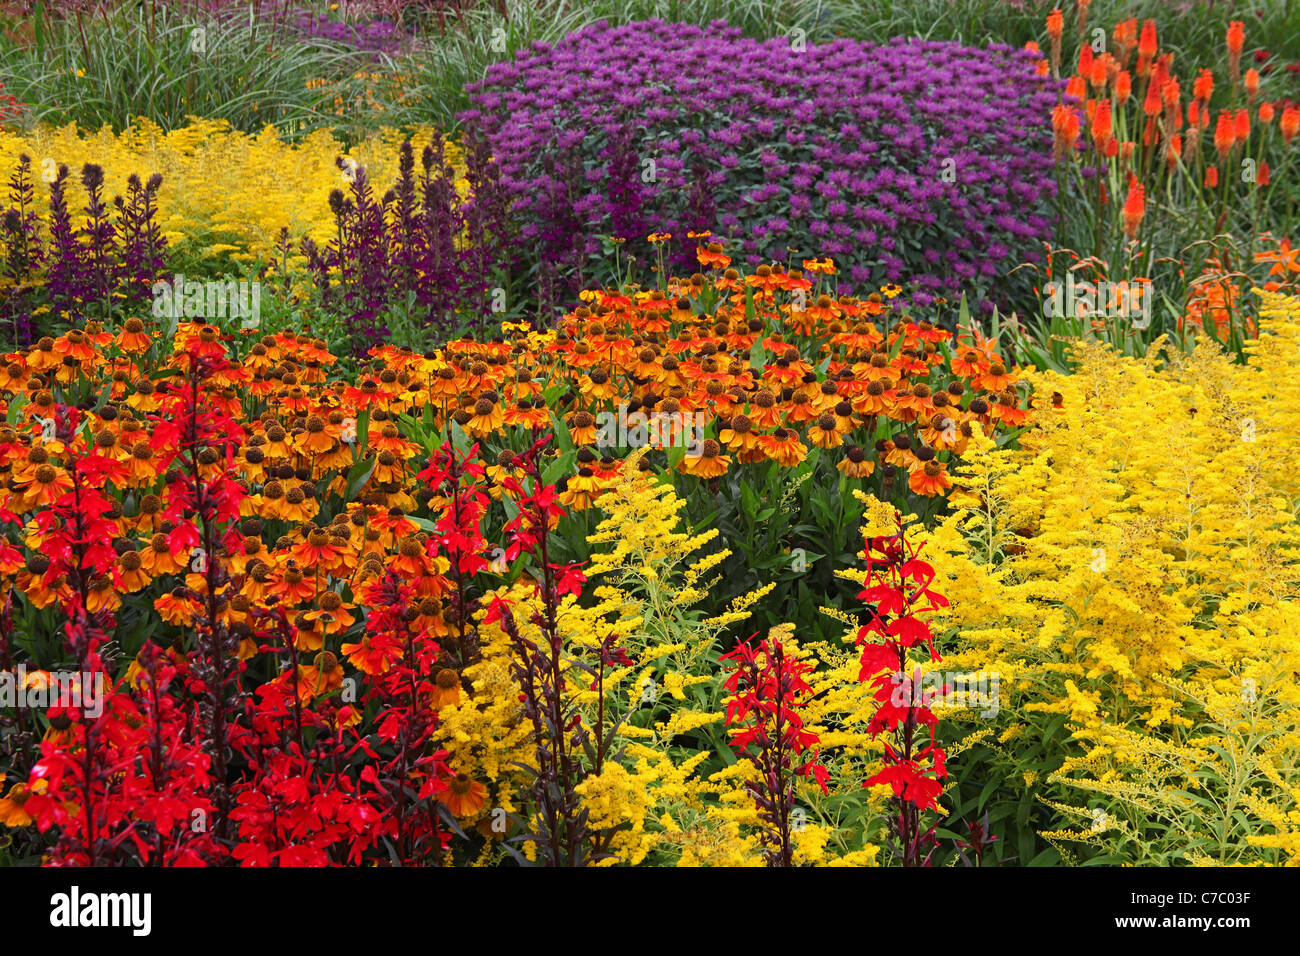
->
463, 19, 1061, 311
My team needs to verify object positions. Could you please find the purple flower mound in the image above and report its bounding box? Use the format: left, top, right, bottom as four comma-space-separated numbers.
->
463, 19, 1061, 309
295, 14, 406, 55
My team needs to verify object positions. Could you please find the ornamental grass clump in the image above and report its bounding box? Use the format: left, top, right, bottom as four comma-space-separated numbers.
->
464, 18, 1061, 312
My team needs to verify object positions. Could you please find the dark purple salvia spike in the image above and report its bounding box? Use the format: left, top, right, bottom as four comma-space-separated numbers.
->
299, 235, 335, 309
312, 131, 515, 350
114, 172, 168, 310
79, 163, 118, 316
3, 154, 43, 281
419, 132, 465, 333
388, 140, 423, 300
45, 162, 88, 319
2, 155, 43, 347
461, 130, 512, 336
331, 162, 390, 354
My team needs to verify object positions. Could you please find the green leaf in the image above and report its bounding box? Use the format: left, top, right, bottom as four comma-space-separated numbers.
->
449, 419, 470, 455
344, 454, 376, 499
548, 410, 574, 455
7, 393, 26, 425
542, 448, 574, 487
739, 481, 759, 523
33, 0, 44, 59
356, 410, 370, 452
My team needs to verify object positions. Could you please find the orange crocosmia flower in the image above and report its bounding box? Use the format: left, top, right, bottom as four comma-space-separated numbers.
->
1255, 238, 1300, 278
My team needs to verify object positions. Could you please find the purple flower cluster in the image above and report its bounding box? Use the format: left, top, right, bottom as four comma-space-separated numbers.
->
463, 19, 1061, 309
306, 133, 512, 353
294, 13, 408, 55
1, 156, 166, 343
